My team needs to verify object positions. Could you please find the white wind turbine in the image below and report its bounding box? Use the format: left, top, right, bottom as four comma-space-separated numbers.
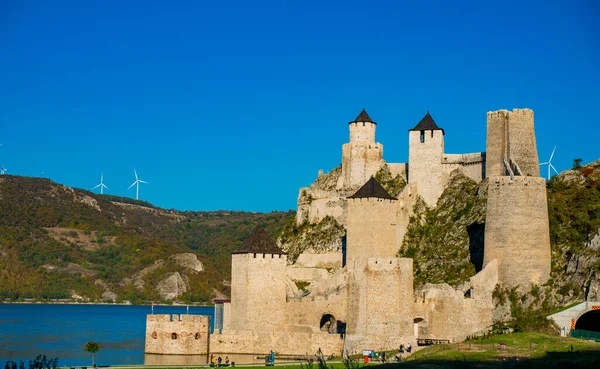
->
92, 173, 109, 194
128, 168, 148, 200
540, 146, 559, 180
1, 165, 6, 175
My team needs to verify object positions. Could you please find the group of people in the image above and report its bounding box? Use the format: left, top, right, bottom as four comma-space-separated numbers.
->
393, 343, 413, 362
210, 354, 230, 367
399, 343, 412, 353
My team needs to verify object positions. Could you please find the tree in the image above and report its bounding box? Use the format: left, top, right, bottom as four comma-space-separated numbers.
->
573, 158, 583, 169
84, 342, 100, 367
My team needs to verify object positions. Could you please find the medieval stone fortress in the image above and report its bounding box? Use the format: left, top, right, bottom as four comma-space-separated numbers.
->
145, 108, 552, 357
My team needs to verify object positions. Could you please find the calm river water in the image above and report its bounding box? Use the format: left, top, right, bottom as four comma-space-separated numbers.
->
0, 303, 214, 366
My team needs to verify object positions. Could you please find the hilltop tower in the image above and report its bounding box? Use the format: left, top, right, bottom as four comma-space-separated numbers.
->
229, 226, 287, 331
483, 109, 551, 290
345, 178, 414, 352
408, 112, 445, 207
341, 109, 384, 189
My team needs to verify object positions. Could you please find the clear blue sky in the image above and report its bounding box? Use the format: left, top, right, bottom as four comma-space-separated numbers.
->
1, 0, 598, 212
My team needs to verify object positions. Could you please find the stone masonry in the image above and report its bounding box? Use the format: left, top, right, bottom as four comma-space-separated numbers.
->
145, 108, 551, 360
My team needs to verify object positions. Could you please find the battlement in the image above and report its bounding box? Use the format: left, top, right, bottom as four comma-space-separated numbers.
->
488, 175, 546, 187
145, 314, 211, 355
442, 152, 485, 165
348, 197, 396, 204
147, 313, 209, 323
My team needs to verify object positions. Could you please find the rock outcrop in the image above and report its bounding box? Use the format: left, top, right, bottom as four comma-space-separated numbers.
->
156, 272, 187, 300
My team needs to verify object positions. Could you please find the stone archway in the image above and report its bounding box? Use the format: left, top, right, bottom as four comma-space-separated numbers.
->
413, 317, 427, 339
320, 314, 337, 334
575, 310, 600, 333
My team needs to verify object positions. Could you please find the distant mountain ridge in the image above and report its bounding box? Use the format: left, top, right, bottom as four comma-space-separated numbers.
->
0, 175, 293, 303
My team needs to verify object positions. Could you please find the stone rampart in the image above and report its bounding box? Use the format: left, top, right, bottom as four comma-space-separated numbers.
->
210, 329, 343, 356
441, 152, 486, 183
145, 314, 210, 355
345, 257, 414, 353
285, 291, 347, 328
230, 253, 287, 331
483, 176, 551, 289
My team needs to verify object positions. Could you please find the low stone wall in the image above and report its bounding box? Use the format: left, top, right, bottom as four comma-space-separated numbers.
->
145, 314, 210, 355
210, 328, 344, 356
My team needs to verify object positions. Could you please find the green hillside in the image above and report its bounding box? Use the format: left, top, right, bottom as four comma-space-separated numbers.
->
0, 175, 293, 303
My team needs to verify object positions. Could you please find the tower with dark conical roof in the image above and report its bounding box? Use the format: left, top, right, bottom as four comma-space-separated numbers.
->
342, 109, 384, 189
344, 177, 415, 352
229, 226, 287, 332
408, 111, 446, 206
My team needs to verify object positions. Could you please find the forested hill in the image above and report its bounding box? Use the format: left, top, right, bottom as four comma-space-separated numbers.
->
0, 175, 293, 303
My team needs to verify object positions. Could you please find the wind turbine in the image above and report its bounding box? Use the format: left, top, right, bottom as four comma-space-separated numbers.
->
0, 165, 6, 175
128, 168, 148, 200
540, 146, 559, 180
92, 173, 109, 194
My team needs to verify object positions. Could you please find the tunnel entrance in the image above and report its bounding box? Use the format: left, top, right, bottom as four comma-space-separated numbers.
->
320, 314, 337, 334
575, 310, 600, 333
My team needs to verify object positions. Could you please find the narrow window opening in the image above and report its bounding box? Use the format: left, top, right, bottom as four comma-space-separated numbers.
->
253, 253, 256, 258
420, 130, 425, 143
263, 253, 265, 258
431, 130, 434, 138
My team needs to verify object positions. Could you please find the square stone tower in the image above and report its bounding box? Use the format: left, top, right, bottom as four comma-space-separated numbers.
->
408, 112, 445, 207
229, 226, 288, 331
344, 178, 415, 353
341, 109, 384, 190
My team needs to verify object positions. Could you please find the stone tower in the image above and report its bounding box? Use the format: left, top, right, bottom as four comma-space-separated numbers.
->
341, 109, 384, 190
483, 109, 551, 291
229, 226, 287, 331
408, 112, 445, 207
345, 178, 415, 352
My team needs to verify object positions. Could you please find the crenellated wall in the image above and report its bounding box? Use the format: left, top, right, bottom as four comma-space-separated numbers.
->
230, 253, 287, 331
145, 314, 210, 355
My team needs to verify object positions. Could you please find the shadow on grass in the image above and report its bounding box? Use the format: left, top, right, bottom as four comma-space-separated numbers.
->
372, 349, 600, 368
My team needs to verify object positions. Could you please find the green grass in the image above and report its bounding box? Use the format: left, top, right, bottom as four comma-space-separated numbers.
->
399, 332, 599, 368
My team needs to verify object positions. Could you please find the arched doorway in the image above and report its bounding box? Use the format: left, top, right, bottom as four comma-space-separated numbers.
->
413, 317, 427, 339
575, 310, 600, 332
320, 314, 337, 334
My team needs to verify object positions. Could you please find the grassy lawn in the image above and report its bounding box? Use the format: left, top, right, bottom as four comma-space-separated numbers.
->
391, 332, 600, 368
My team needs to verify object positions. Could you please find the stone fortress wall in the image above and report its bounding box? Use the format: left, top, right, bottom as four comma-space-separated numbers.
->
483, 109, 551, 290
145, 314, 210, 355
296, 110, 486, 227
146, 108, 551, 359
229, 252, 287, 332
